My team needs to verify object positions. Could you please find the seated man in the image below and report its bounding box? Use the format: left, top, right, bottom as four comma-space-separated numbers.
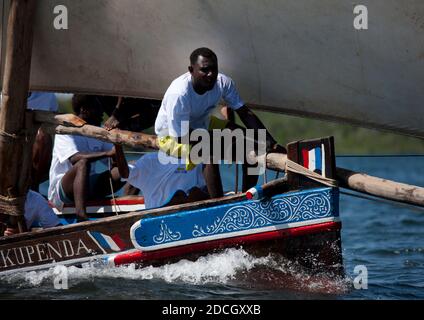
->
114, 147, 208, 209
80, 95, 161, 196
48, 95, 125, 221
2, 190, 61, 236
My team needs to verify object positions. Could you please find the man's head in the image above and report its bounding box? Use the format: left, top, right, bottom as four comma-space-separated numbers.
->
72, 94, 104, 126
188, 47, 218, 94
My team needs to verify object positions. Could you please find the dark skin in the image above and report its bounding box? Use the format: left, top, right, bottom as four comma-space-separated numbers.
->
188, 55, 286, 198
31, 128, 53, 191
60, 104, 124, 220
104, 97, 123, 130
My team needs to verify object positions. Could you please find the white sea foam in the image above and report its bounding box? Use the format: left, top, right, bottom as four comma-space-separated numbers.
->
1, 248, 349, 294
1, 248, 275, 287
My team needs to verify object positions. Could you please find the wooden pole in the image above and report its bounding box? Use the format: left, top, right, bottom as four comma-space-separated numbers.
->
336, 167, 424, 207
34, 111, 159, 150
33, 111, 424, 208
247, 149, 424, 207
0, 0, 37, 233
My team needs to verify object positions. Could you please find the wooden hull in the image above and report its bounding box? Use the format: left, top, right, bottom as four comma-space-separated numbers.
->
1, 0, 423, 137
0, 187, 342, 276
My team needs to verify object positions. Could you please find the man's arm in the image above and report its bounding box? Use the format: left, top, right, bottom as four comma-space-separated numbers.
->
104, 97, 123, 130
235, 105, 286, 153
69, 148, 115, 165
113, 144, 129, 179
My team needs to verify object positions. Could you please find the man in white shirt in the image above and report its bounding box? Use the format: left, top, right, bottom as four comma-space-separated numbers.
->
120, 152, 208, 209
155, 47, 285, 198
48, 95, 124, 221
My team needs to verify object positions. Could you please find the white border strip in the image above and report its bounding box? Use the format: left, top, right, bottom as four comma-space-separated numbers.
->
53, 204, 145, 215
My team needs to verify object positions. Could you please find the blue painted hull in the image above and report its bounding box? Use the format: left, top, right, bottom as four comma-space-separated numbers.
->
0, 187, 342, 275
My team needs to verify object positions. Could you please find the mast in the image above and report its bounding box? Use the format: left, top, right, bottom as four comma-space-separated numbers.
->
0, 0, 37, 233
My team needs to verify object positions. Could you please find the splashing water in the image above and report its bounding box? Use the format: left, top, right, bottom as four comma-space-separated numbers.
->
0, 248, 350, 298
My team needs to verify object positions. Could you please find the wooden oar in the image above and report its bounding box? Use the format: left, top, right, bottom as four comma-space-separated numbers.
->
336, 167, 424, 207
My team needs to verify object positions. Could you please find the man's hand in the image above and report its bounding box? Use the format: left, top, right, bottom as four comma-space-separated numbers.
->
267, 142, 287, 154
104, 115, 120, 131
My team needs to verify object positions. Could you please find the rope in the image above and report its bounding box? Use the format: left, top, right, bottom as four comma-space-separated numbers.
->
0, 129, 30, 143
0, 129, 35, 142
0, 129, 19, 140
235, 164, 239, 193
263, 153, 267, 184
107, 157, 119, 215
340, 190, 424, 212
337, 154, 424, 158
0, 194, 26, 216
285, 159, 338, 187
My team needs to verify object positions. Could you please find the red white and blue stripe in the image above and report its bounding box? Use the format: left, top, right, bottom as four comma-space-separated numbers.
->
87, 231, 126, 253
302, 145, 326, 177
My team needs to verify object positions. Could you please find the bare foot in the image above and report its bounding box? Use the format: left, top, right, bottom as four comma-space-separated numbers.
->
76, 212, 89, 222
3, 227, 19, 236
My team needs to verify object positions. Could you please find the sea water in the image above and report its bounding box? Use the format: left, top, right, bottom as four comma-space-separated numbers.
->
0, 156, 423, 299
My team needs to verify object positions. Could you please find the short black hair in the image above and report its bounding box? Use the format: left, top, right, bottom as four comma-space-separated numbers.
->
190, 47, 218, 65
71, 94, 103, 115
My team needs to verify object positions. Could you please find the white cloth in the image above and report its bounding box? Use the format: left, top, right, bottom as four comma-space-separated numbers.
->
27, 92, 59, 112
25, 190, 60, 229
48, 134, 113, 210
155, 72, 244, 138
125, 152, 206, 209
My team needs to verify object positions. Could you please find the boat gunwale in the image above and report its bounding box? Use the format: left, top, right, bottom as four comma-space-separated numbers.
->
0, 186, 334, 245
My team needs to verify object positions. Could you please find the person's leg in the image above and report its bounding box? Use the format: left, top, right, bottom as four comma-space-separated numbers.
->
203, 163, 224, 198
60, 158, 90, 220
31, 128, 53, 191
90, 167, 125, 199
123, 183, 140, 196
242, 162, 259, 191
164, 190, 188, 207
186, 187, 209, 203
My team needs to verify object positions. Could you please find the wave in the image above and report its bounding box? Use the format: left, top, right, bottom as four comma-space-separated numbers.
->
1, 248, 351, 296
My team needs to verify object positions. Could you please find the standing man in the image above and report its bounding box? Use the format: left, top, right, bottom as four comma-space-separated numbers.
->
155, 47, 285, 198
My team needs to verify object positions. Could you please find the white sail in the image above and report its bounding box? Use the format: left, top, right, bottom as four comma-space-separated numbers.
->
1, 0, 423, 137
